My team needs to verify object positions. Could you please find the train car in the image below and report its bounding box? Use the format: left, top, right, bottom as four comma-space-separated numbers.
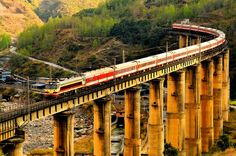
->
44, 23, 226, 96
115, 61, 137, 78
136, 56, 156, 71
84, 67, 114, 86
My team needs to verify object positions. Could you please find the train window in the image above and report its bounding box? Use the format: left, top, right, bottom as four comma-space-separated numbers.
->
45, 83, 58, 89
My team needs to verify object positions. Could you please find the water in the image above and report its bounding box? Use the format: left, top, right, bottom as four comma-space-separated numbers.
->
111, 128, 124, 155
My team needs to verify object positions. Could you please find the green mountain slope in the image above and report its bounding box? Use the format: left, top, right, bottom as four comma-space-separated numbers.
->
14, 0, 236, 98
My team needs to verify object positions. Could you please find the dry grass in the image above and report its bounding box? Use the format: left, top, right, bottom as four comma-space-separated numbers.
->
212, 148, 236, 156
36, 0, 106, 17
230, 100, 236, 105
0, 48, 10, 57
0, 0, 43, 36
27, 136, 93, 155
27, 148, 53, 156
223, 109, 236, 151
74, 135, 93, 154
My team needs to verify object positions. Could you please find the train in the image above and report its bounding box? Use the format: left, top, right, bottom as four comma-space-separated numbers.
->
44, 23, 226, 97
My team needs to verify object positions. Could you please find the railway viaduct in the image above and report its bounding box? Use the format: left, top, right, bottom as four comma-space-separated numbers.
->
0, 23, 229, 156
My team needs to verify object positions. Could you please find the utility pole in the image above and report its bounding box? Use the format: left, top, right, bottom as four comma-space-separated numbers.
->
122, 50, 125, 63
113, 58, 116, 87
166, 41, 168, 64
49, 65, 52, 82
27, 76, 30, 105
76, 58, 78, 74
27, 76, 30, 121
198, 36, 201, 62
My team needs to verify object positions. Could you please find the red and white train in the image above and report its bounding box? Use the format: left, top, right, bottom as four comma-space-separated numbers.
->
44, 23, 226, 96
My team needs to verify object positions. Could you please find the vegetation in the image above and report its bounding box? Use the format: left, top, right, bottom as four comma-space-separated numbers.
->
18, 0, 230, 52
216, 135, 230, 151
163, 143, 178, 156
110, 19, 167, 47
223, 109, 236, 148
230, 100, 236, 105
0, 34, 11, 50
14, 0, 236, 98
8, 55, 73, 78
211, 134, 232, 153
17, 16, 116, 55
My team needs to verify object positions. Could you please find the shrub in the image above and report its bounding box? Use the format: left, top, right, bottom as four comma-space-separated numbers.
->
164, 143, 178, 156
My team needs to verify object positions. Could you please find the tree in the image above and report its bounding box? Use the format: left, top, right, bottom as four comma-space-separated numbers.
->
0, 33, 11, 50
164, 143, 178, 156
216, 134, 230, 151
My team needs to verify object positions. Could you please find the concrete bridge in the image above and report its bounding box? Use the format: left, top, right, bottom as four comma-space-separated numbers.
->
0, 23, 229, 156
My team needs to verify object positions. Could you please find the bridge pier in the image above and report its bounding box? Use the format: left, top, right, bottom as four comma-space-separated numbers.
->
179, 35, 189, 48
93, 96, 111, 156
166, 71, 186, 156
213, 56, 223, 140
3, 140, 24, 156
201, 60, 214, 152
148, 78, 164, 156
124, 86, 141, 156
222, 50, 230, 121
1, 129, 25, 156
185, 65, 201, 156
53, 110, 75, 156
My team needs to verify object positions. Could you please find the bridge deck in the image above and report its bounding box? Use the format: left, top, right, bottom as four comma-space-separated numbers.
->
0, 24, 228, 142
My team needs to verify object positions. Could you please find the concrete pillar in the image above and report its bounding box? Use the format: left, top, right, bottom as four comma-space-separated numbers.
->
0, 147, 2, 155
12, 142, 23, 156
94, 96, 111, 156
124, 86, 141, 156
185, 66, 201, 156
4, 141, 24, 156
222, 50, 230, 121
166, 71, 185, 156
53, 110, 75, 156
148, 78, 164, 156
213, 56, 223, 140
2, 129, 25, 156
179, 35, 189, 48
201, 60, 214, 153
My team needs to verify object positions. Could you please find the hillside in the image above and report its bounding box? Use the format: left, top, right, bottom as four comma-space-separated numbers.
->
13, 0, 236, 98
0, 0, 106, 36
0, 0, 43, 36
28, 0, 106, 21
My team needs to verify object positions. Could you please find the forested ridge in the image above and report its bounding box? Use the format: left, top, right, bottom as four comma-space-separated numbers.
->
12, 0, 236, 98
